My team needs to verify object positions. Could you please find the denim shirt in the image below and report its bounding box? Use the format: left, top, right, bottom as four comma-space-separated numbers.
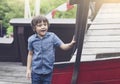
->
28, 32, 63, 74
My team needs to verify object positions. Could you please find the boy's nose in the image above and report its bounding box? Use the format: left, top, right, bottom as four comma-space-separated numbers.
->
41, 25, 45, 28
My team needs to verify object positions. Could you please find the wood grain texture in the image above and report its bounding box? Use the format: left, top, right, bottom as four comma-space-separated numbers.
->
0, 62, 30, 84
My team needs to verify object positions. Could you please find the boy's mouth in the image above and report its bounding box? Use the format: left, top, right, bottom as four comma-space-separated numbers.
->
41, 29, 46, 32
39, 29, 47, 34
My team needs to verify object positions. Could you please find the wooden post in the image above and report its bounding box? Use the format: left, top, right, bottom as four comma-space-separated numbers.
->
18, 27, 27, 65
69, 0, 90, 84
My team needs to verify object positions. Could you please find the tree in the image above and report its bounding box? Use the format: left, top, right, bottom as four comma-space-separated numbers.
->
0, 0, 24, 36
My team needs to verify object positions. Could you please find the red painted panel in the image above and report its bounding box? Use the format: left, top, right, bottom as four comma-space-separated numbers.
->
52, 64, 74, 84
78, 59, 120, 84
52, 58, 120, 84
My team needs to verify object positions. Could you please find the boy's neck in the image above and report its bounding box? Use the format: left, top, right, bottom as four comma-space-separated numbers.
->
37, 34, 44, 39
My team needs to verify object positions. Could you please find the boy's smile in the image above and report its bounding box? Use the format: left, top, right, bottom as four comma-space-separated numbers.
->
35, 21, 48, 37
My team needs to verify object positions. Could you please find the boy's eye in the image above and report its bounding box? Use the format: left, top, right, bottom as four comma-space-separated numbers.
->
36, 23, 47, 27
44, 24, 47, 26
36, 24, 42, 27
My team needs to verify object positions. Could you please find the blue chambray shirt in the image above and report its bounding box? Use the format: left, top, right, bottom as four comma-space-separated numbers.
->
28, 32, 63, 74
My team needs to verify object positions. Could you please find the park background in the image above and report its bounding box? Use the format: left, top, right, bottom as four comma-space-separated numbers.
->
0, 0, 76, 38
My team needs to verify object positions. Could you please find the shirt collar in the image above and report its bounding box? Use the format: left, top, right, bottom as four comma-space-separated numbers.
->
35, 32, 50, 39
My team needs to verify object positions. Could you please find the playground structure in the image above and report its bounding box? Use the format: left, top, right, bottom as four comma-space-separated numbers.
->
1, 0, 120, 84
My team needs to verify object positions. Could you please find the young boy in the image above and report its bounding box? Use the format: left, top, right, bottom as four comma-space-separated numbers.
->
26, 15, 75, 84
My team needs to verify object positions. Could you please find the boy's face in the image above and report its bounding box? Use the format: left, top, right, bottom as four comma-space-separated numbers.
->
35, 21, 48, 37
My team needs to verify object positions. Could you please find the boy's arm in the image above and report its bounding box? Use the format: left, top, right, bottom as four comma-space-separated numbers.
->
60, 39, 76, 50
26, 50, 33, 79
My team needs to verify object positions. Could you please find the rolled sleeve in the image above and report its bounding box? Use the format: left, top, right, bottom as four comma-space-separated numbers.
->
28, 37, 33, 51
53, 33, 63, 47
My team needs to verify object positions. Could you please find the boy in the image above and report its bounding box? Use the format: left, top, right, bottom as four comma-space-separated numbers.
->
26, 15, 75, 84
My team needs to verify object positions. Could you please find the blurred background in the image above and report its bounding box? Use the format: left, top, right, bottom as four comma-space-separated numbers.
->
0, 0, 76, 42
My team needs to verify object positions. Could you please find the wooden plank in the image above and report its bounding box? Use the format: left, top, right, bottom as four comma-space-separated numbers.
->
96, 3, 120, 15
78, 3, 120, 62
82, 48, 120, 54
0, 38, 13, 44
93, 18, 120, 24
0, 62, 30, 84
83, 42, 120, 48
0, 69, 26, 77
100, 3, 120, 9
96, 52, 120, 58
72, 53, 120, 62
81, 4, 120, 61
70, 54, 96, 62
81, 55, 96, 61
0, 81, 29, 84
84, 36, 120, 42
89, 24, 120, 29
99, 8, 120, 14
0, 76, 30, 83
87, 30, 120, 36
96, 14, 120, 19
81, 54, 120, 61
92, 3, 120, 24
98, 3, 120, 11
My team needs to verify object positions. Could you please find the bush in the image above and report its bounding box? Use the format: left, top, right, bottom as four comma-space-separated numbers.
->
6, 25, 13, 37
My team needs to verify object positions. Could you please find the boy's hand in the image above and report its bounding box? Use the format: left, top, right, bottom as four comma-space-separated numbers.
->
60, 36, 76, 50
68, 37, 76, 49
26, 69, 31, 80
71, 36, 76, 45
